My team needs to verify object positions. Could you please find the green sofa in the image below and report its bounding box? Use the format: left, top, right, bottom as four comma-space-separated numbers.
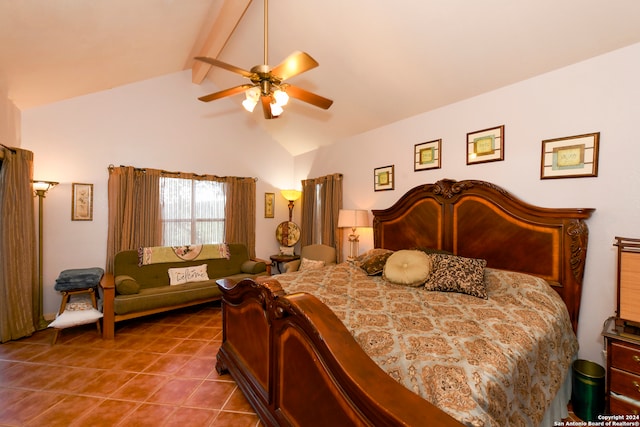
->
99, 243, 269, 339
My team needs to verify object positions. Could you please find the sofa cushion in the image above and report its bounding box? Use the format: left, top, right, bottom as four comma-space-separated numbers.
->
115, 275, 140, 295
241, 260, 267, 274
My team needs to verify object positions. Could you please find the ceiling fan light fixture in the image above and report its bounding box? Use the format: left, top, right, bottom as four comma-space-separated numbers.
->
273, 89, 289, 106
242, 98, 258, 112
270, 102, 284, 117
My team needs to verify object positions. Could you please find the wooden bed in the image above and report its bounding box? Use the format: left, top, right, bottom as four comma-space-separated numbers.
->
215, 179, 594, 426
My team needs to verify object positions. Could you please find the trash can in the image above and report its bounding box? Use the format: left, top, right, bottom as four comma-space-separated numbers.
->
571, 359, 605, 422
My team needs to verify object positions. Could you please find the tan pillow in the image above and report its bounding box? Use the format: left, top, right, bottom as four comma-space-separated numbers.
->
424, 254, 488, 299
114, 275, 140, 295
299, 258, 325, 271
383, 250, 432, 286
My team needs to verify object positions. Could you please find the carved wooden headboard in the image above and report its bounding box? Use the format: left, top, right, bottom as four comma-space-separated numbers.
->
372, 179, 594, 333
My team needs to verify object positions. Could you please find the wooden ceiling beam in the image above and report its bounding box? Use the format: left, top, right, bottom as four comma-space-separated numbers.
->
191, 0, 253, 84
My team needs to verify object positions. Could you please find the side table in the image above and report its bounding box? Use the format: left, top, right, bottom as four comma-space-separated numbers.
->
269, 254, 300, 274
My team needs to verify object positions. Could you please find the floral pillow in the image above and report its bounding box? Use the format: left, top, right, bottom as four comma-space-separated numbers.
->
424, 253, 488, 299
359, 250, 394, 275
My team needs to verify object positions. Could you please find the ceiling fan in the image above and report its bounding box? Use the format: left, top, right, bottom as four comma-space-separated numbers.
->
194, 0, 333, 119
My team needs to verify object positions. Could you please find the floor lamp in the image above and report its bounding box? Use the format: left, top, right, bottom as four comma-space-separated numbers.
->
338, 209, 369, 260
32, 180, 58, 329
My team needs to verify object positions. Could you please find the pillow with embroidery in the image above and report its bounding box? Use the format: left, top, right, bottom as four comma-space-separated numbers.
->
167, 264, 209, 286
359, 250, 394, 275
424, 254, 488, 299
299, 258, 325, 271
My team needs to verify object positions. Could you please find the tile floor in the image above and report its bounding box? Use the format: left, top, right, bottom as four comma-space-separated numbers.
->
0, 304, 261, 427
0, 302, 582, 426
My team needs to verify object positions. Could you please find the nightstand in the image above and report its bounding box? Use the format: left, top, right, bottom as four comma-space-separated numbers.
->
269, 254, 300, 274
603, 330, 640, 414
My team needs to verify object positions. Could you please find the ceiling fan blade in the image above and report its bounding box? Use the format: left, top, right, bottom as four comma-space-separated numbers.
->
198, 84, 255, 102
285, 85, 333, 110
271, 51, 319, 81
260, 95, 274, 119
194, 56, 254, 79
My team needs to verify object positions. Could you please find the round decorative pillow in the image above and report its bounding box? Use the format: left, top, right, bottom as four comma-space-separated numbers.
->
383, 249, 432, 287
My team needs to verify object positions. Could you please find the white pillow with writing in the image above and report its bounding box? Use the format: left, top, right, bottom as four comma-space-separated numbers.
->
168, 264, 209, 285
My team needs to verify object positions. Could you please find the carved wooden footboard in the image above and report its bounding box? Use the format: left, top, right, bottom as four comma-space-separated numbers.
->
216, 276, 463, 427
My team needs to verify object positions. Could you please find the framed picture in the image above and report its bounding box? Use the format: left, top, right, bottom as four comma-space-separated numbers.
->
414, 139, 442, 171
264, 192, 275, 218
374, 165, 394, 191
541, 132, 600, 179
467, 125, 505, 165
71, 183, 93, 221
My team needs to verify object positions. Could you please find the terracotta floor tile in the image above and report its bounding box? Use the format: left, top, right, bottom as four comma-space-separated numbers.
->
167, 325, 199, 339
74, 370, 137, 397
177, 356, 216, 379
223, 387, 255, 412
0, 342, 48, 361
146, 377, 202, 405
196, 341, 221, 358
213, 411, 260, 427
118, 350, 162, 373
164, 407, 218, 426
0, 390, 65, 425
168, 339, 208, 356
143, 353, 191, 375
43, 366, 99, 393
91, 348, 136, 370
110, 373, 167, 401
9, 363, 65, 389
185, 380, 237, 409
143, 337, 184, 353
189, 327, 221, 340
70, 398, 139, 427
120, 402, 176, 427
24, 394, 101, 427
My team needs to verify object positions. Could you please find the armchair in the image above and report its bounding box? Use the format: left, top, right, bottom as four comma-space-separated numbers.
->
283, 244, 337, 273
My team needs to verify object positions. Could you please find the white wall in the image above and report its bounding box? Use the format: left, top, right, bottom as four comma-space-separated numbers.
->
296, 43, 640, 365
21, 71, 295, 317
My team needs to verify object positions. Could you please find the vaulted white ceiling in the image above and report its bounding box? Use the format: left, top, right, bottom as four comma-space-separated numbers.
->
2, 0, 640, 155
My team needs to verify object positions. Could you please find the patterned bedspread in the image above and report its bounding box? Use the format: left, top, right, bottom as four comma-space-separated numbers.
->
276, 262, 578, 427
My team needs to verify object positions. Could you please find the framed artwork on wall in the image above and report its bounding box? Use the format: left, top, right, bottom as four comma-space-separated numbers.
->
414, 139, 441, 171
467, 125, 504, 165
265, 192, 275, 218
71, 183, 93, 221
374, 165, 394, 191
540, 132, 600, 179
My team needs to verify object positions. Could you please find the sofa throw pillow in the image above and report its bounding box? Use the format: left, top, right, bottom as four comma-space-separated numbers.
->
359, 250, 394, 275
168, 264, 209, 286
115, 275, 140, 295
383, 249, 432, 287
299, 258, 325, 271
424, 254, 488, 299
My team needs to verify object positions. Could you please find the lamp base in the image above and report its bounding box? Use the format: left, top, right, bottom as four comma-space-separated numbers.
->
347, 233, 360, 260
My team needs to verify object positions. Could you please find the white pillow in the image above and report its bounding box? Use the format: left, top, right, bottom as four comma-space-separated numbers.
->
167, 264, 209, 285
279, 246, 295, 256
299, 258, 325, 271
48, 308, 103, 329
383, 249, 432, 287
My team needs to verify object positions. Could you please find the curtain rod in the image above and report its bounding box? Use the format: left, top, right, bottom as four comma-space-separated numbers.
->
107, 164, 258, 181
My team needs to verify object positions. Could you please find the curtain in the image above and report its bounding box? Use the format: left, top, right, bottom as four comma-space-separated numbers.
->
300, 173, 343, 257
0, 146, 37, 342
225, 177, 256, 258
106, 166, 162, 273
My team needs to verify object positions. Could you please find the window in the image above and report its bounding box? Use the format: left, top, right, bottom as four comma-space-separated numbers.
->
160, 177, 225, 246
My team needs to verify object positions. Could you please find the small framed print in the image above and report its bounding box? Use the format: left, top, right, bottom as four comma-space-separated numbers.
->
71, 183, 93, 221
541, 132, 599, 179
264, 192, 275, 218
374, 165, 394, 191
414, 139, 441, 171
467, 125, 504, 165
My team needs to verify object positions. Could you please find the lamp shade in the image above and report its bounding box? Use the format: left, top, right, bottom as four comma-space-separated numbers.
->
281, 189, 302, 201
338, 209, 369, 228
32, 180, 59, 193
